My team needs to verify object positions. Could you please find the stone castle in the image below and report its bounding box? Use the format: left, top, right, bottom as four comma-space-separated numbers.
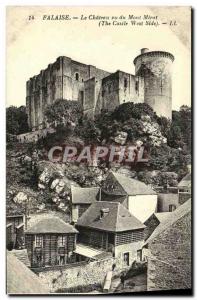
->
26, 48, 174, 131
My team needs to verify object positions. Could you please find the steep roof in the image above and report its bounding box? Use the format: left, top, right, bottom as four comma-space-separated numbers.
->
178, 173, 191, 187
144, 199, 191, 245
7, 251, 49, 294
71, 186, 100, 204
111, 172, 156, 195
77, 201, 145, 232
25, 217, 78, 234
101, 190, 127, 204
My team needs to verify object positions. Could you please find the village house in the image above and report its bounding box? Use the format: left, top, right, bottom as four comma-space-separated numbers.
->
25, 216, 78, 268
70, 186, 101, 223
143, 199, 191, 291
6, 214, 25, 250
76, 201, 146, 268
157, 193, 179, 212
101, 171, 157, 222
178, 173, 191, 205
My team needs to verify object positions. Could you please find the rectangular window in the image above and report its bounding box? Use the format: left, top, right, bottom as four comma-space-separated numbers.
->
137, 250, 142, 261
35, 235, 43, 247
124, 78, 128, 88
58, 235, 67, 247
135, 81, 139, 92
123, 252, 130, 266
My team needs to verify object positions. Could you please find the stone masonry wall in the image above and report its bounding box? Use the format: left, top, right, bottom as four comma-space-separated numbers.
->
36, 257, 114, 292
147, 212, 191, 291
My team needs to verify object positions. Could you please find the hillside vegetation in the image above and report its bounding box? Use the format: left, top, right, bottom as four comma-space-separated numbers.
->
6, 100, 191, 214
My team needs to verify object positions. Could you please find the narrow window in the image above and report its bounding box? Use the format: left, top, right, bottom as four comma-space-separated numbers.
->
137, 250, 142, 261
135, 81, 139, 92
124, 78, 128, 89
123, 252, 130, 266
75, 73, 79, 81
160, 78, 163, 94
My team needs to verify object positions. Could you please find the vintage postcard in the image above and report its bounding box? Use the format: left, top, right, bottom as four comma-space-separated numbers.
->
6, 6, 192, 295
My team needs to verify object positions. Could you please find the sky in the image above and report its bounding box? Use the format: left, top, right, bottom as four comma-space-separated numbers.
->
6, 6, 191, 110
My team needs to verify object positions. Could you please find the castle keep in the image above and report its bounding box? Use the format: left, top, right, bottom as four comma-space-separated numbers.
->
26, 48, 174, 131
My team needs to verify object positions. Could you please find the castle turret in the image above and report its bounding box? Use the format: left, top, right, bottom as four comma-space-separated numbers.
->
134, 49, 174, 119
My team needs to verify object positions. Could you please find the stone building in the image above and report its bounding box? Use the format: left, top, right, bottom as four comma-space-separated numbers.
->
143, 199, 191, 291
26, 48, 174, 130
76, 201, 145, 268
101, 171, 157, 223
25, 216, 78, 268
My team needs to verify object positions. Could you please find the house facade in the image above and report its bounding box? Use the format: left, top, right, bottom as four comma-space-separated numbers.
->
6, 214, 25, 250
157, 193, 179, 212
25, 217, 78, 268
76, 201, 145, 268
101, 171, 157, 223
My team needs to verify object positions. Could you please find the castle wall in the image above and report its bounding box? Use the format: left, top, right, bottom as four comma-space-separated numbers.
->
101, 72, 120, 111
134, 51, 174, 119
27, 57, 110, 129
84, 77, 96, 118
118, 71, 144, 105
26, 50, 173, 131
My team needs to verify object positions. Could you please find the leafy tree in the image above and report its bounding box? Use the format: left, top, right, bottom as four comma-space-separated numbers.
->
6, 106, 29, 135
166, 106, 191, 150
112, 102, 156, 122
44, 99, 83, 127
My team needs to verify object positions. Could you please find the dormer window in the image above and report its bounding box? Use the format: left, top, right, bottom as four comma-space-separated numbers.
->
100, 208, 109, 219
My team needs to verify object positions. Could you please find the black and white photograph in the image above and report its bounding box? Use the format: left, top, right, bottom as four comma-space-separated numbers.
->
5, 5, 192, 295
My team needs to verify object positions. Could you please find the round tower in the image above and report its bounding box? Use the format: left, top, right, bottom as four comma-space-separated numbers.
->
134, 48, 174, 119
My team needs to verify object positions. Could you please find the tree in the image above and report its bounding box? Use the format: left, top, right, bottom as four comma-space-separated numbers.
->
6, 106, 29, 135
112, 102, 156, 122
44, 99, 83, 127
167, 106, 191, 150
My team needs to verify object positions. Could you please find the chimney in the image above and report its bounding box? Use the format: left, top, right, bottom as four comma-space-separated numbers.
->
141, 48, 149, 54
100, 208, 109, 219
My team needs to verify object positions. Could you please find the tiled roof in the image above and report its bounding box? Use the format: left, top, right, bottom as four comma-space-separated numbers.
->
101, 190, 127, 203
178, 173, 191, 187
111, 172, 156, 195
144, 199, 191, 245
71, 186, 100, 204
77, 201, 145, 232
25, 216, 78, 234
7, 251, 49, 294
